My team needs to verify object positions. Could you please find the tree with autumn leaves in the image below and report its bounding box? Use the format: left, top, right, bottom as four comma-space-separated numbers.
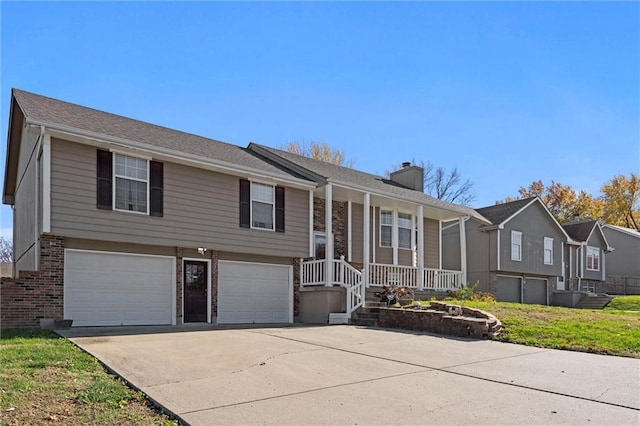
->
501, 173, 639, 229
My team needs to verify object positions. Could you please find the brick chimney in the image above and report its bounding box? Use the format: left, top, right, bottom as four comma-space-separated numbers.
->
390, 162, 424, 192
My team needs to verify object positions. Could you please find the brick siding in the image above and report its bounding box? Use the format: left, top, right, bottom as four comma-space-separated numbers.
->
313, 197, 346, 259
0, 235, 65, 328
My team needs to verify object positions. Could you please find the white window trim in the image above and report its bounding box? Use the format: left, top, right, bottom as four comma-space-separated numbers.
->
586, 246, 600, 271
397, 212, 414, 251
249, 181, 276, 231
113, 152, 150, 215
379, 209, 393, 248
313, 232, 327, 259
511, 230, 522, 262
379, 209, 414, 250
544, 237, 553, 265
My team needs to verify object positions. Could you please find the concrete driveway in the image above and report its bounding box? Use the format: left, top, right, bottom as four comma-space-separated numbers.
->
60, 325, 640, 425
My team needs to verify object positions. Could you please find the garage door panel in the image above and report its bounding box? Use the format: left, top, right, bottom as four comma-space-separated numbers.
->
65, 250, 174, 327
218, 261, 291, 325
496, 276, 521, 303
524, 278, 547, 305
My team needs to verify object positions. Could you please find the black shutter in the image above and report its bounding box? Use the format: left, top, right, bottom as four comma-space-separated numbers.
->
239, 179, 250, 228
275, 186, 285, 233
149, 160, 163, 217
96, 150, 112, 210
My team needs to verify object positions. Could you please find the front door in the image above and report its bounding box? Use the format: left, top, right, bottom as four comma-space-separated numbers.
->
184, 260, 208, 322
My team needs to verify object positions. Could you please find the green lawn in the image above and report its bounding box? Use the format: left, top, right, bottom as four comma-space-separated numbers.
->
438, 298, 640, 358
604, 295, 640, 312
0, 329, 177, 425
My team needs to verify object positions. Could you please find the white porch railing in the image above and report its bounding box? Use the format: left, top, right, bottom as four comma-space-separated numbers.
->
368, 263, 463, 290
300, 257, 365, 315
423, 268, 464, 290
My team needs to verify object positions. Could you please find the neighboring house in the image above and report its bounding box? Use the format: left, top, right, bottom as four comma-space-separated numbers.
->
246, 144, 485, 322
2, 89, 478, 328
602, 224, 640, 290
2, 89, 316, 328
562, 220, 613, 293
442, 197, 571, 305
0, 262, 11, 277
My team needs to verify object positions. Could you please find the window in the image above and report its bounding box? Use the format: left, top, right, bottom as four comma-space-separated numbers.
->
314, 233, 326, 259
251, 182, 274, 230
239, 180, 285, 232
114, 154, 148, 213
586, 246, 600, 271
511, 231, 522, 261
398, 213, 413, 249
96, 150, 163, 216
544, 237, 553, 265
380, 210, 392, 247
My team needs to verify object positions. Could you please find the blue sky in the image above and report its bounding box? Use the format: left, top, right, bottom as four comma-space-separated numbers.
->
1, 2, 638, 238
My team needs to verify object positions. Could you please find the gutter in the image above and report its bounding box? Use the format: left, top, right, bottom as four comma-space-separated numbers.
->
26, 120, 317, 190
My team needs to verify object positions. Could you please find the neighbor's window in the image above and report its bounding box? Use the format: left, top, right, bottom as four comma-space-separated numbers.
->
251, 182, 275, 230
544, 237, 553, 265
114, 153, 148, 213
511, 230, 522, 261
398, 212, 413, 250
586, 246, 600, 271
380, 210, 392, 247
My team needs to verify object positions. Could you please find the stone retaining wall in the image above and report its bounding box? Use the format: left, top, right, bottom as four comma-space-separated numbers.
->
378, 301, 502, 339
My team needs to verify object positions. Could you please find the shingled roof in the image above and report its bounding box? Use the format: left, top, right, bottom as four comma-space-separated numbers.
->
562, 220, 599, 242
10, 89, 298, 178
474, 197, 537, 225
248, 143, 488, 222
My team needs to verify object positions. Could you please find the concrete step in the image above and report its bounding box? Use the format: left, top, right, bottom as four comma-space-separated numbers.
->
575, 295, 612, 309
349, 317, 378, 327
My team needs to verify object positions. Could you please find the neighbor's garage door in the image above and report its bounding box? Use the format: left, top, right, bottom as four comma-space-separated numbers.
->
217, 261, 292, 324
495, 276, 521, 303
64, 250, 175, 326
523, 277, 547, 305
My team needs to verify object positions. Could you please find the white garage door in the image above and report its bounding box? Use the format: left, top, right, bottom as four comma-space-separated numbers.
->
64, 250, 175, 326
217, 261, 292, 324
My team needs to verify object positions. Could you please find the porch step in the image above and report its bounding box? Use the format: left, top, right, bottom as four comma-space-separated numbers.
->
575, 294, 612, 309
349, 306, 381, 327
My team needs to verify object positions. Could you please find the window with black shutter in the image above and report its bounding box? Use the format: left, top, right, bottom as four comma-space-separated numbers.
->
96, 149, 113, 210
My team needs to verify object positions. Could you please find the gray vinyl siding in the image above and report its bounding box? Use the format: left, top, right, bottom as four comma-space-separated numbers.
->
441, 222, 461, 271
65, 238, 177, 257
603, 228, 640, 278
582, 231, 606, 281
442, 218, 492, 290
499, 202, 564, 277
13, 129, 40, 272
50, 138, 309, 258
218, 251, 293, 265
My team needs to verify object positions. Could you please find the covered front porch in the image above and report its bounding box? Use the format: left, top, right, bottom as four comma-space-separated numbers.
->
298, 181, 469, 319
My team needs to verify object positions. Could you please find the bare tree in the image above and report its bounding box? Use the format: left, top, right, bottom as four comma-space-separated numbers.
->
387, 160, 476, 206
0, 237, 13, 263
282, 140, 355, 168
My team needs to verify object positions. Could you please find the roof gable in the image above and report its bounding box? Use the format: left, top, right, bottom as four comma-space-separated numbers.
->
475, 198, 536, 225
603, 224, 640, 239
563, 220, 612, 250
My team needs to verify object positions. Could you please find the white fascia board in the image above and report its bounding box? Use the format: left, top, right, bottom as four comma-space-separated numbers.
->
590, 223, 614, 252
603, 224, 640, 239
326, 178, 486, 223
33, 120, 317, 191
502, 197, 572, 241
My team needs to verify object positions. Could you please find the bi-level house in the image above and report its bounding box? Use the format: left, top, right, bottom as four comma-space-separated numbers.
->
2, 89, 475, 328
601, 224, 640, 294
442, 197, 573, 305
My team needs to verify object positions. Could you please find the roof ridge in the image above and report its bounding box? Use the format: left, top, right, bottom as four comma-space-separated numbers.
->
12, 88, 241, 150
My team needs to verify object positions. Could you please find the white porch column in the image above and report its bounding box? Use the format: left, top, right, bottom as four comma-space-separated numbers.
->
417, 205, 424, 291
347, 201, 353, 262
308, 190, 314, 257
325, 184, 333, 287
363, 192, 370, 288
459, 217, 467, 285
